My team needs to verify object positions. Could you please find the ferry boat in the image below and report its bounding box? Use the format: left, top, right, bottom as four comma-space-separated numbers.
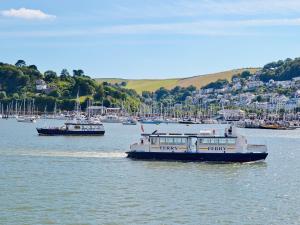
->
36, 121, 105, 136
127, 126, 268, 163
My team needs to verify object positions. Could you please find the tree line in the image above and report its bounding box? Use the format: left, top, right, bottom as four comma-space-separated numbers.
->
0, 60, 141, 112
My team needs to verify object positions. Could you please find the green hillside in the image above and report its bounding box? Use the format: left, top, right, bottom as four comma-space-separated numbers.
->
96, 68, 259, 94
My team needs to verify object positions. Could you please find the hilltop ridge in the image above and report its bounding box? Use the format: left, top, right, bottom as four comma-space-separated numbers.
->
96, 68, 260, 94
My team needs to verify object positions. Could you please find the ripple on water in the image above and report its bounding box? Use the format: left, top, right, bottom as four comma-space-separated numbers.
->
0, 121, 300, 225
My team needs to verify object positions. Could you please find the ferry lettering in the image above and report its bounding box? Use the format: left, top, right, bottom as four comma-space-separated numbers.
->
208, 146, 226, 151
160, 146, 178, 151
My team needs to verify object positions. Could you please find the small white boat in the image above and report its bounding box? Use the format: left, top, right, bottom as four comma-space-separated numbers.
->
122, 118, 137, 125
16, 116, 37, 123
101, 115, 122, 123
140, 118, 162, 124
202, 119, 218, 124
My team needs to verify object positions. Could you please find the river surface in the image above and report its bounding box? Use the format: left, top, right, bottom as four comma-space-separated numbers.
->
0, 119, 299, 225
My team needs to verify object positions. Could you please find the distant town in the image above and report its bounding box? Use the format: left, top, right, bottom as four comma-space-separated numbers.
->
1, 57, 300, 128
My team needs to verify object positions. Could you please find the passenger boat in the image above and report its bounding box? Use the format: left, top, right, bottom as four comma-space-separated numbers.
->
127, 126, 268, 163
36, 121, 105, 136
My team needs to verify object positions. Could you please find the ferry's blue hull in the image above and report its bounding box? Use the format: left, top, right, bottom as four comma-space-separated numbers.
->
37, 128, 105, 136
126, 151, 268, 163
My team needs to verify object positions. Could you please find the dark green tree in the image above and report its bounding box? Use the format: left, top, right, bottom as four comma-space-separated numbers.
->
44, 70, 57, 82
15, 60, 26, 67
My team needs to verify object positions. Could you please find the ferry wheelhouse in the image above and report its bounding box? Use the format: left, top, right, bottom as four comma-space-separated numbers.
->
127, 127, 268, 162
37, 121, 105, 136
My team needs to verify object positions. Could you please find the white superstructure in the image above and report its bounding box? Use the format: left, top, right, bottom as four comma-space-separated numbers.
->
130, 127, 267, 154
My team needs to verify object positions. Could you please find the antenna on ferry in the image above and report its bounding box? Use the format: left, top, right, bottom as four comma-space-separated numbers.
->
76, 89, 80, 114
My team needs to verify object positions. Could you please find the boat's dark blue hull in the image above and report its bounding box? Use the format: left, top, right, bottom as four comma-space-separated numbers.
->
37, 128, 105, 136
126, 151, 268, 163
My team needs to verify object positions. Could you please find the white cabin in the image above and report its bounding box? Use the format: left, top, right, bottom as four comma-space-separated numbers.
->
64, 122, 104, 131
130, 128, 267, 154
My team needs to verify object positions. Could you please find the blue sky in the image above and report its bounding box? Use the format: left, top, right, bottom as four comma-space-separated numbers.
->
1, 0, 300, 79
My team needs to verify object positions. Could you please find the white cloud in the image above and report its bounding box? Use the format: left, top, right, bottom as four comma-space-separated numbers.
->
1, 8, 56, 20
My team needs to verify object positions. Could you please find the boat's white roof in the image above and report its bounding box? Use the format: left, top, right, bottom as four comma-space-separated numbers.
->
65, 122, 103, 125
143, 132, 237, 138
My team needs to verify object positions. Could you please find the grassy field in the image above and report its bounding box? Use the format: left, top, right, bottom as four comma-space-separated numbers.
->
96, 68, 259, 94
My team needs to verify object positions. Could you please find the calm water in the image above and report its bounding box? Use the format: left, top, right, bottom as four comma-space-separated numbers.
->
0, 119, 299, 225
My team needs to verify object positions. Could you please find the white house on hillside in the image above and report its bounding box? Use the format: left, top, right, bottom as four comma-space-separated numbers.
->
35, 79, 47, 91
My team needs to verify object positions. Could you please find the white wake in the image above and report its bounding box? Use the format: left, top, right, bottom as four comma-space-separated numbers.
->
4, 151, 127, 158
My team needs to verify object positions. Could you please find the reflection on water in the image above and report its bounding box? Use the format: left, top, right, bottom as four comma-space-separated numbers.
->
0, 119, 299, 225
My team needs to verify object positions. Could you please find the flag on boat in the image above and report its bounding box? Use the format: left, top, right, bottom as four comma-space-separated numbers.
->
141, 124, 144, 133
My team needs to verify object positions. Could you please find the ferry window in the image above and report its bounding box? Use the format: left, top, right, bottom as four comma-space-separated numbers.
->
210, 138, 218, 144
228, 139, 236, 144
174, 138, 181, 145
219, 138, 227, 144
198, 138, 203, 144
151, 138, 158, 145
159, 138, 166, 144
166, 138, 173, 144
202, 138, 210, 144
175, 138, 186, 145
